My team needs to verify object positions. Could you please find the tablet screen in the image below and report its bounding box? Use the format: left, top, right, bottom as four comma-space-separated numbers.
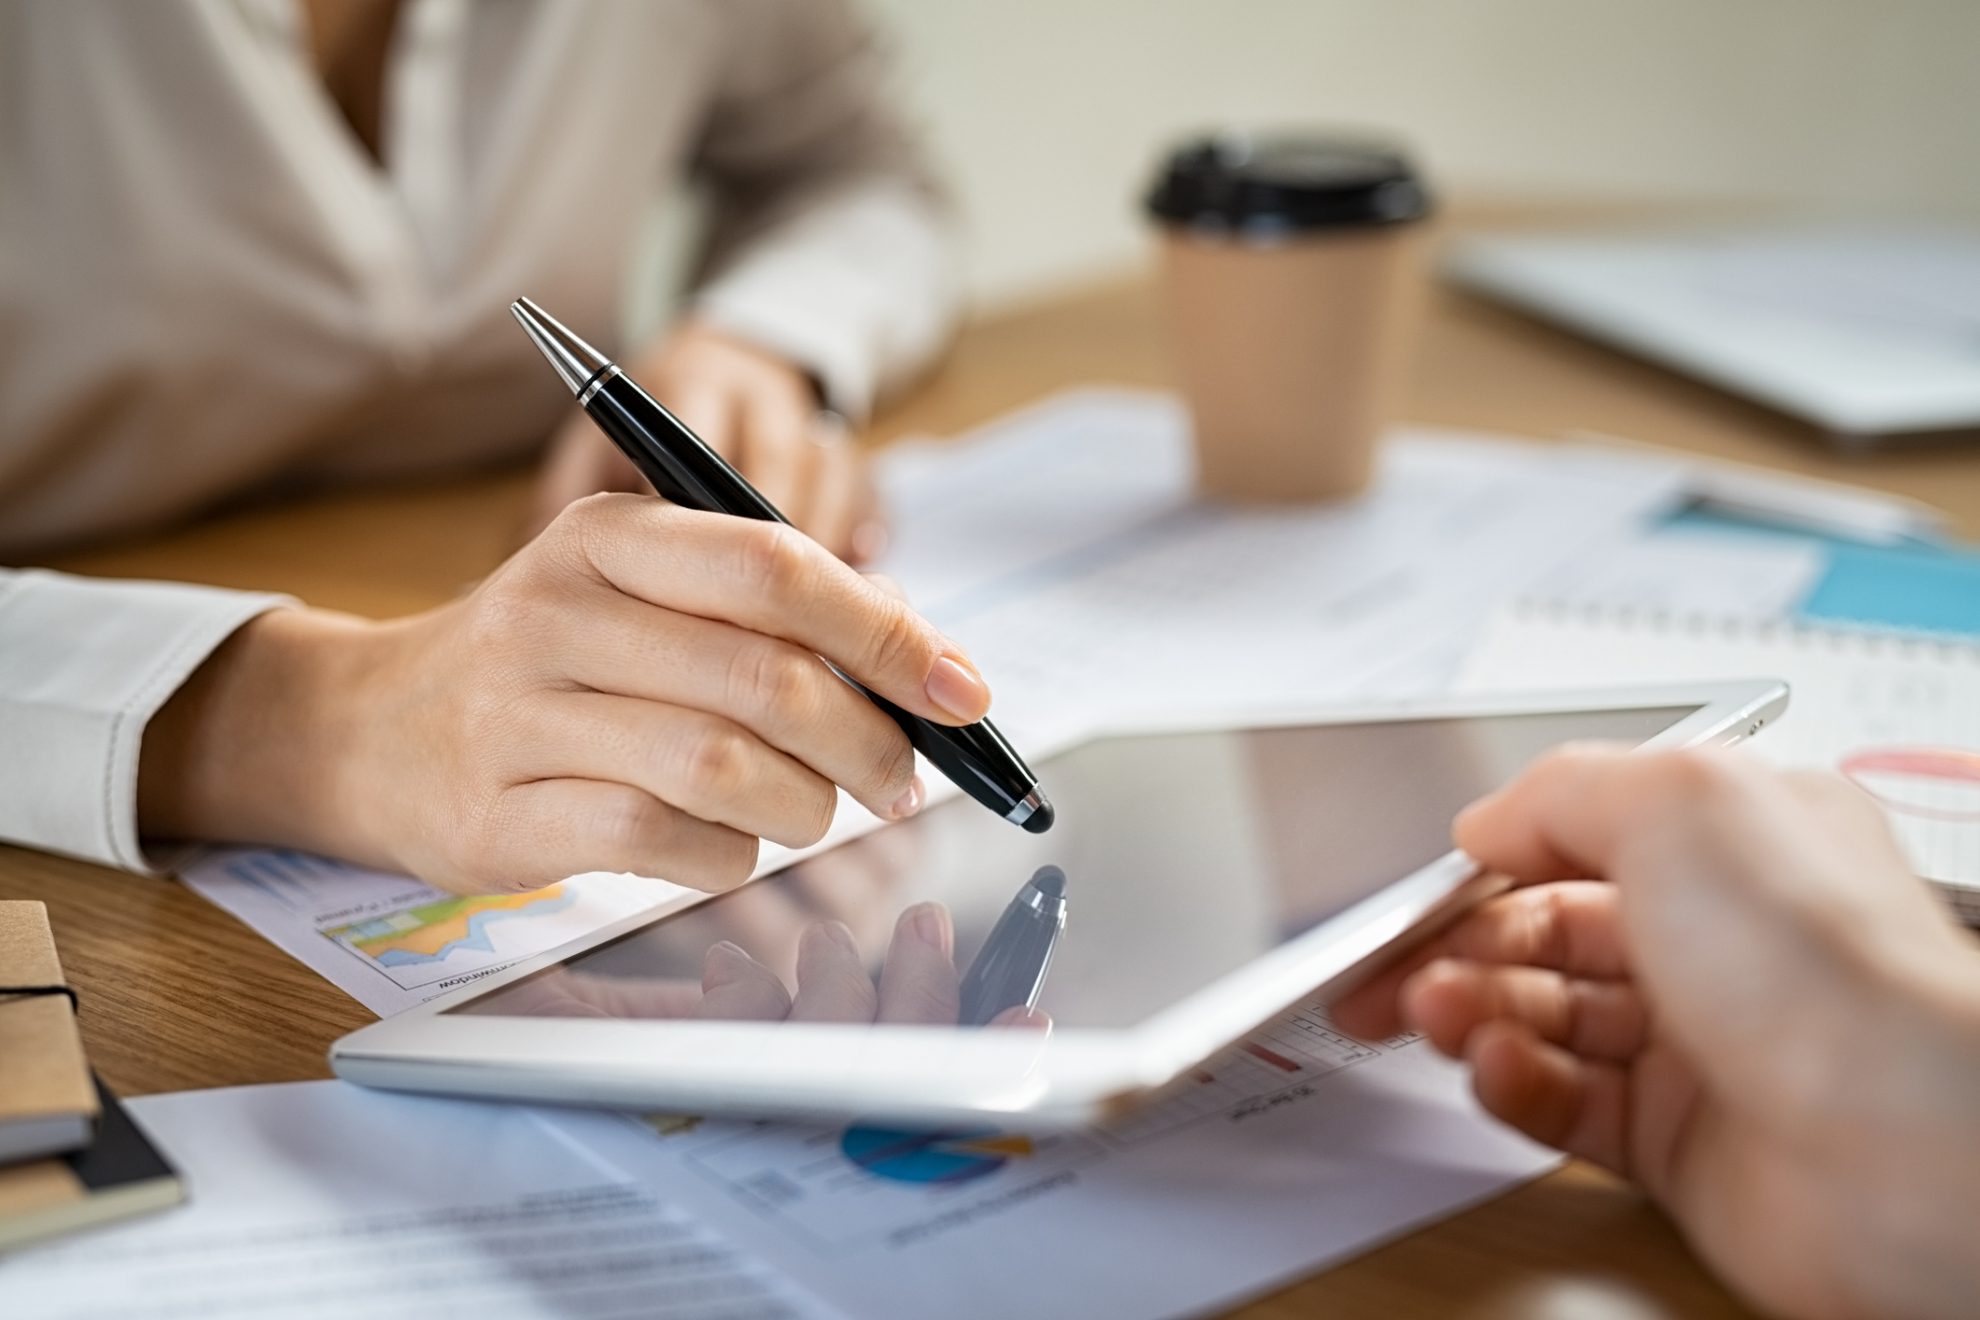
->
455, 706, 1694, 1031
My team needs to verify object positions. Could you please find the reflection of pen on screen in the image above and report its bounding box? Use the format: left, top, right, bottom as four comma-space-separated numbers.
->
958, 866, 1067, 1026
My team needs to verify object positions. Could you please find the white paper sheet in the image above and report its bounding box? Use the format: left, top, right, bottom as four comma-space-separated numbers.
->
595, 1001, 1558, 1320
875, 390, 1691, 745
1521, 526, 1827, 618
0, 1081, 837, 1320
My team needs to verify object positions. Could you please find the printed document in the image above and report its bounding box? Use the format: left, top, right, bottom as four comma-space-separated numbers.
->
0, 1080, 836, 1320
875, 389, 1690, 743
596, 999, 1558, 1320
177, 849, 694, 1016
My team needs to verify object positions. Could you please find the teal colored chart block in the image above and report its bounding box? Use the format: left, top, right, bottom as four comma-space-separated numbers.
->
1800, 543, 1980, 637
1654, 507, 1980, 638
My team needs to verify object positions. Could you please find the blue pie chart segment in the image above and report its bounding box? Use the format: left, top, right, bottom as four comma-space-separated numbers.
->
839, 1126, 1029, 1185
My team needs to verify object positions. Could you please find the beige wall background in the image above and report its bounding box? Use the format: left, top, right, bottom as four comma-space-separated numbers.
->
858, 0, 1980, 307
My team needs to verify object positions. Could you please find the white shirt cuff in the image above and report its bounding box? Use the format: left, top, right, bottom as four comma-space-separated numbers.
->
0, 570, 294, 873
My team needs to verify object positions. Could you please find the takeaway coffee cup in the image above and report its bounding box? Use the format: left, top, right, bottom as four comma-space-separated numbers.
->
1147, 133, 1432, 502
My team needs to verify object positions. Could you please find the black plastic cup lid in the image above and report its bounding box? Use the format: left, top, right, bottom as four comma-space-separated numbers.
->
1146, 133, 1431, 235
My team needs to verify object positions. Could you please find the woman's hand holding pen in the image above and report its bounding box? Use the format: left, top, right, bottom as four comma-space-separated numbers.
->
529, 322, 885, 562
1334, 746, 1980, 1320
137, 495, 995, 895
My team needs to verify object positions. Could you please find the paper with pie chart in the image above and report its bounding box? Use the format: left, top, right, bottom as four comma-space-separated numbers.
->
609, 1008, 1550, 1320
178, 848, 682, 1015
651, 1012, 1401, 1251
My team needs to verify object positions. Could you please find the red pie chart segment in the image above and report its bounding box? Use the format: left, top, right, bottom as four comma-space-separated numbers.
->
1839, 747, 1980, 824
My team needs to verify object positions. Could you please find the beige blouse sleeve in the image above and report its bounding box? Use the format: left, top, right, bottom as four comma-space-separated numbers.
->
686, 0, 960, 419
0, 570, 291, 873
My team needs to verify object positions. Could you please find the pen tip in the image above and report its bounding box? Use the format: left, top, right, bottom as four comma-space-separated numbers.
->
1021, 797, 1056, 835
508, 296, 611, 396
1029, 865, 1065, 896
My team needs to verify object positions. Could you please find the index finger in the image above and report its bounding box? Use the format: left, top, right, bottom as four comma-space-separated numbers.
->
1454, 742, 1680, 884
567, 497, 991, 726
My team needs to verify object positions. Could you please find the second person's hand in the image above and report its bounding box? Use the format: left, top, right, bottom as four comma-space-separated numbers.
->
1333, 746, 1980, 1320
139, 495, 992, 895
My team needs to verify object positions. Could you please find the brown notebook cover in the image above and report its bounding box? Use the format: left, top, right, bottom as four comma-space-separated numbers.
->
0, 902, 99, 1164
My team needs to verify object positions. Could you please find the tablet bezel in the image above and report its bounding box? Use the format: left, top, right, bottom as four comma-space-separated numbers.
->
331, 681, 1786, 1127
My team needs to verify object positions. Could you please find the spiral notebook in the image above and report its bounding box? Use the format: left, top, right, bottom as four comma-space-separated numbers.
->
1458, 604, 1980, 924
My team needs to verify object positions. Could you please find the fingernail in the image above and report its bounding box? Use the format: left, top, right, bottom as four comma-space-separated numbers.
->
925, 655, 990, 721
704, 941, 750, 987
1454, 791, 1501, 829
1418, 957, 1463, 987
994, 1006, 1052, 1034
890, 775, 926, 820
810, 409, 851, 444
820, 920, 859, 956
908, 902, 952, 957
852, 520, 890, 564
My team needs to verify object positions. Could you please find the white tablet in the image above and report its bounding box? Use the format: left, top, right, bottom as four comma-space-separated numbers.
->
332, 682, 1784, 1128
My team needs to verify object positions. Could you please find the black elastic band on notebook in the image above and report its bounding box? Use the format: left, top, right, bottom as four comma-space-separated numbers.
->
0, 984, 79, 1012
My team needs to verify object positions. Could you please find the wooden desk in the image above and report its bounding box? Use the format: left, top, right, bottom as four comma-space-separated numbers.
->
8, 242, 1980, 1318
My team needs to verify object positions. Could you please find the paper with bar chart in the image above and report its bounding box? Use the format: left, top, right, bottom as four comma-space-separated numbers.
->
178, 848, 682, 1015
607, 1004, 1554, 1320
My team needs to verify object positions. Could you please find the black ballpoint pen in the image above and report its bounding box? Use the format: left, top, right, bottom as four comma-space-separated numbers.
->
512, 297, 1054, 833
958, 865, 1067, 1026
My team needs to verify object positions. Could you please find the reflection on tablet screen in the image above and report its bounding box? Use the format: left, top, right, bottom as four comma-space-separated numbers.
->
456, 707, 1695, 1031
